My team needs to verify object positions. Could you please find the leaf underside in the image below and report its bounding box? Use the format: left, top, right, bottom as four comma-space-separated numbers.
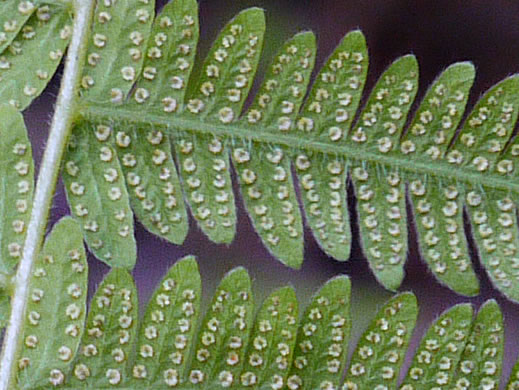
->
0, 0, 518, 346
17, 217, 88, 389
62, 121, 136, 268
69, 268, 138, 388
451, 299, 504, 390
0, 1, 72, 110
13, 251, 516, 390
0, 1, 72, 327
399, 303, 473, 389
0, 0, 507, 308
1, 1, 518, 389
0, 106, 34, 274
0, 105, 35, 327
55, 0, 519, 303
345, 292, 418, 389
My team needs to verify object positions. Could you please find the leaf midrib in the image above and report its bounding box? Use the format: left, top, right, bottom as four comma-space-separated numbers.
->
80, 104, 519, 193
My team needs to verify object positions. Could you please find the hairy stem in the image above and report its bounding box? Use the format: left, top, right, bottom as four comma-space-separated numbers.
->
0, 0, 95, 387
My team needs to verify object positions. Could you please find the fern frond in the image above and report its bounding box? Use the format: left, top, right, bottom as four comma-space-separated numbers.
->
132, 256, 201, 388
186, 267, 254, 388
79, 0, 154, 102
111, 0, 201, 246
62, 120, 136, 268
403, 62, 479, 296
232, 31, 315, 268
239, 285, 299, 389
344, 292, 417, 389
0, 0, 37, 53
0, 106, 34, 274
16, 217, 87, 389
287, 275, 350, 389
0, 105, 34, 328
399, 303, 473, 389
0, 2, 72, 110
175, 7, 266, 244
11, 237, 515, 390
0, 1, 75, 328
451, 299, 504, 390
68, 268, 138, 388
295, 29, 367, 262
66, 0, 519, 300
349, 55, 418, 288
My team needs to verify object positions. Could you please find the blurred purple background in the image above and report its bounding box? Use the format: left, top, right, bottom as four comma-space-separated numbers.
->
23, 0, 519, 384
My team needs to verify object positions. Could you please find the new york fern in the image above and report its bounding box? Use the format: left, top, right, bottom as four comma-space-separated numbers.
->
62, 0, 519, 301
1, 0, 519, 389
8, 217, 514, 389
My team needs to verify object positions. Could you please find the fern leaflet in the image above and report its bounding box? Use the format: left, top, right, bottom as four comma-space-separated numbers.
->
0, 106, 34, 331
51, 0, 519, 302
2, 0, 519, 302
1, 1, 519, 389
7, 226, 517, 389
0, 1, 72, 110
16, 217, 88, 389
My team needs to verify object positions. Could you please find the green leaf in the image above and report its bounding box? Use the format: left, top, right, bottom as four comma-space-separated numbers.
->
343, 292, 418, 389
175, 132, 236, 244
175, 7, 266, 244
350, 55, 419, 290
465, 187, 519, 299
451, 76, 519, 169
350, 161, 408, 290
401, 62, 475, 157
452, 77, 519, 299
131, 256, 201, 387
452, 300, 504, 390
0, 4, 72, 110
16, 217, 88, 389
449, 77, 519, 299
400, 303, 473, 389
75, 3, 519, 302
350, 54, 419, 151
115, 122, 189, 245
185, 267, 254, 388
80, 0, 154, 103
0, 105, 34, 274
7, 247, 514, 390
130, 0, 199, 110
69, 268, 138, 388
233, 31, 316, 268
287, 276, 351, 390
0, 0, 37, 53
407, 172, 478, 296
238, 286, 299, 389
63, 121, 136, 269
186, 7, 265, 120
295, 30, 368, 261
108, 0, 198, 245
404, 62, 479, 296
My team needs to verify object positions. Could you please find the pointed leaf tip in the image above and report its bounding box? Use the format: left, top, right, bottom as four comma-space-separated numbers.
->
345, 292, 418, 389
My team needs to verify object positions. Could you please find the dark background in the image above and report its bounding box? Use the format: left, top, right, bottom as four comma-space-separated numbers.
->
24, 0, 519, 384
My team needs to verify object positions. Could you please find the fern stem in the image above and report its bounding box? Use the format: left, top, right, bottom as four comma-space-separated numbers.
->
0, 0, 95, 387
81, 105, 519, 193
